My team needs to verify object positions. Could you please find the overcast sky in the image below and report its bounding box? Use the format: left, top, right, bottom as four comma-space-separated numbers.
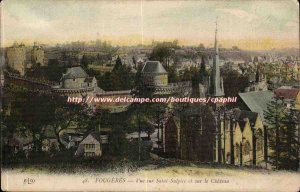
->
1, 0, 299, 50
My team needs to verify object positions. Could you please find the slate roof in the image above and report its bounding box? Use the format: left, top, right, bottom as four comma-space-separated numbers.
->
84, 77, 94, 83
274, 87, 300, 100
61, 66, 88, 80
232, 108, 258, 131
239, 90, 274, 122
141, 61, 167, 74
89, 131, 102, 143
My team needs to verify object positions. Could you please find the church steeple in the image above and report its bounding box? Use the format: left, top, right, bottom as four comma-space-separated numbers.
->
215, 19, 219, 55
209, 18, 224, 97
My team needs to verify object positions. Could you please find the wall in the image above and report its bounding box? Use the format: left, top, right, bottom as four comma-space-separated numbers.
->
7, 47, 26, 75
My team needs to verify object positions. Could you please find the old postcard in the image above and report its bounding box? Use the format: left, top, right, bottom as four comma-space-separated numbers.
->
1, 0, 300, 191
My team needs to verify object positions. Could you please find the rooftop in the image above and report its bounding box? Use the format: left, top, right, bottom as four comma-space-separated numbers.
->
61, 66, 89, 80
239, 90, 274, 122
274, 87, 300, 100
141, 61, 167, 74
232, 108, 259, 130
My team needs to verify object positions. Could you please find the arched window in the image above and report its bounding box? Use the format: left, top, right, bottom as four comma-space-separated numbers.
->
243, 141, 251, 155
235, 143, 240, 158
256, 129, 263, 152
226, 152, 231, 163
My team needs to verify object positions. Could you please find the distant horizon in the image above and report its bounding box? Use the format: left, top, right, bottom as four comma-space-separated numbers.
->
1, 0, 299, 51
4, 38, 299, 52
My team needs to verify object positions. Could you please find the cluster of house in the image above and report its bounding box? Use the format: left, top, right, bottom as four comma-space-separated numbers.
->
4, 23, 299, 166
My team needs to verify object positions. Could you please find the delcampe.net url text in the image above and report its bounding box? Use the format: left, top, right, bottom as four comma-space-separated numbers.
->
67, 96, 237, 104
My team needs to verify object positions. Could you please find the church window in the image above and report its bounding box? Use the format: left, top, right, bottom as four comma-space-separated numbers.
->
235, 143, 240, 158
256, 129, 263, 152
243, 141, 251, 155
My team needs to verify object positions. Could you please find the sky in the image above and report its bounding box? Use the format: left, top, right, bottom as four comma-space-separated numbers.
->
1, 0, 299, 50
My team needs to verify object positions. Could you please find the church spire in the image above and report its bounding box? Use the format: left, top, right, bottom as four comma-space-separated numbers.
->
215, 17, 219, 55
209, 17, 224, 97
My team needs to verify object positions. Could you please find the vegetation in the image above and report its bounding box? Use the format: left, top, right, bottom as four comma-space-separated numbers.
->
97, 56, 135, 91
264, 99, 299, 170
223, 70, 249, 97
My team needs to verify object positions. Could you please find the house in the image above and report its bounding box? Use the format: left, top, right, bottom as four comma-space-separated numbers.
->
75, 132, 102, 158
60, 66, 97, 89
125, 131, 149, 141
274, 86, 300, 109
66, 133, 84, 149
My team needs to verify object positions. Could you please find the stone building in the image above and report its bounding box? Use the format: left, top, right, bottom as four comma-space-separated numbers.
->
141, 60, 192, 96
164, 105, 216, 162
60, 66, 97, 89
51, 66, 99, 97
6, 43, 26, 75
141, 61, 168, 87
31, 42, 45, 66
215, 109, 265, 166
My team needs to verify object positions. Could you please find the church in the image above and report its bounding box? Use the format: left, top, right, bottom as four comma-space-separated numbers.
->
163, 20, 268, 168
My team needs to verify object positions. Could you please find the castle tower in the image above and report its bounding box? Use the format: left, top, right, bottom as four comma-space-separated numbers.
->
209, 19, 224, 97
6, 43, 26, 76
31, 42, 45, 66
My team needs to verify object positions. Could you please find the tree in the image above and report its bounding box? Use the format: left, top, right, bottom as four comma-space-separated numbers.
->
99, 72, 113, 91
46, 59, 66, 82
132, 56, 137, 69
198, 43, 205, 50
113, 56, 122, 72
232, 46, 240, 51
181, 68, 193, 82
199, 55, 208, 84
255, 65, 260, 83
49, 96, 90, 150
104, 56, 134, 91
223, 70, 249, 96
149, 41, 179, 68
264, 99, 285, 169
81, 54, 89, 70
167, 66, 179, 83
107, 112, 129, 158
279, 107, 299, 170
19, 92, 56, 152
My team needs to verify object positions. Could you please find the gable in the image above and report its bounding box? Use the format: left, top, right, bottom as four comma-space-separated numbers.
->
254, 115, 263, 130
80, 134, 100, 145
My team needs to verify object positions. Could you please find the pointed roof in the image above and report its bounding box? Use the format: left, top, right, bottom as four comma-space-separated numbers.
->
232, 108, 258, 129
238, 90, 274, 122
141, 61, 167, 74
81, 131, 102, 144
61, 66, 88, 80
209, 19, 224, 97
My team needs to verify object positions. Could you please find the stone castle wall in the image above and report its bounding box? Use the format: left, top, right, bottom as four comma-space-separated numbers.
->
143, 73, 168, 87
6, 47, 26, 75
31, 48, 45, 66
